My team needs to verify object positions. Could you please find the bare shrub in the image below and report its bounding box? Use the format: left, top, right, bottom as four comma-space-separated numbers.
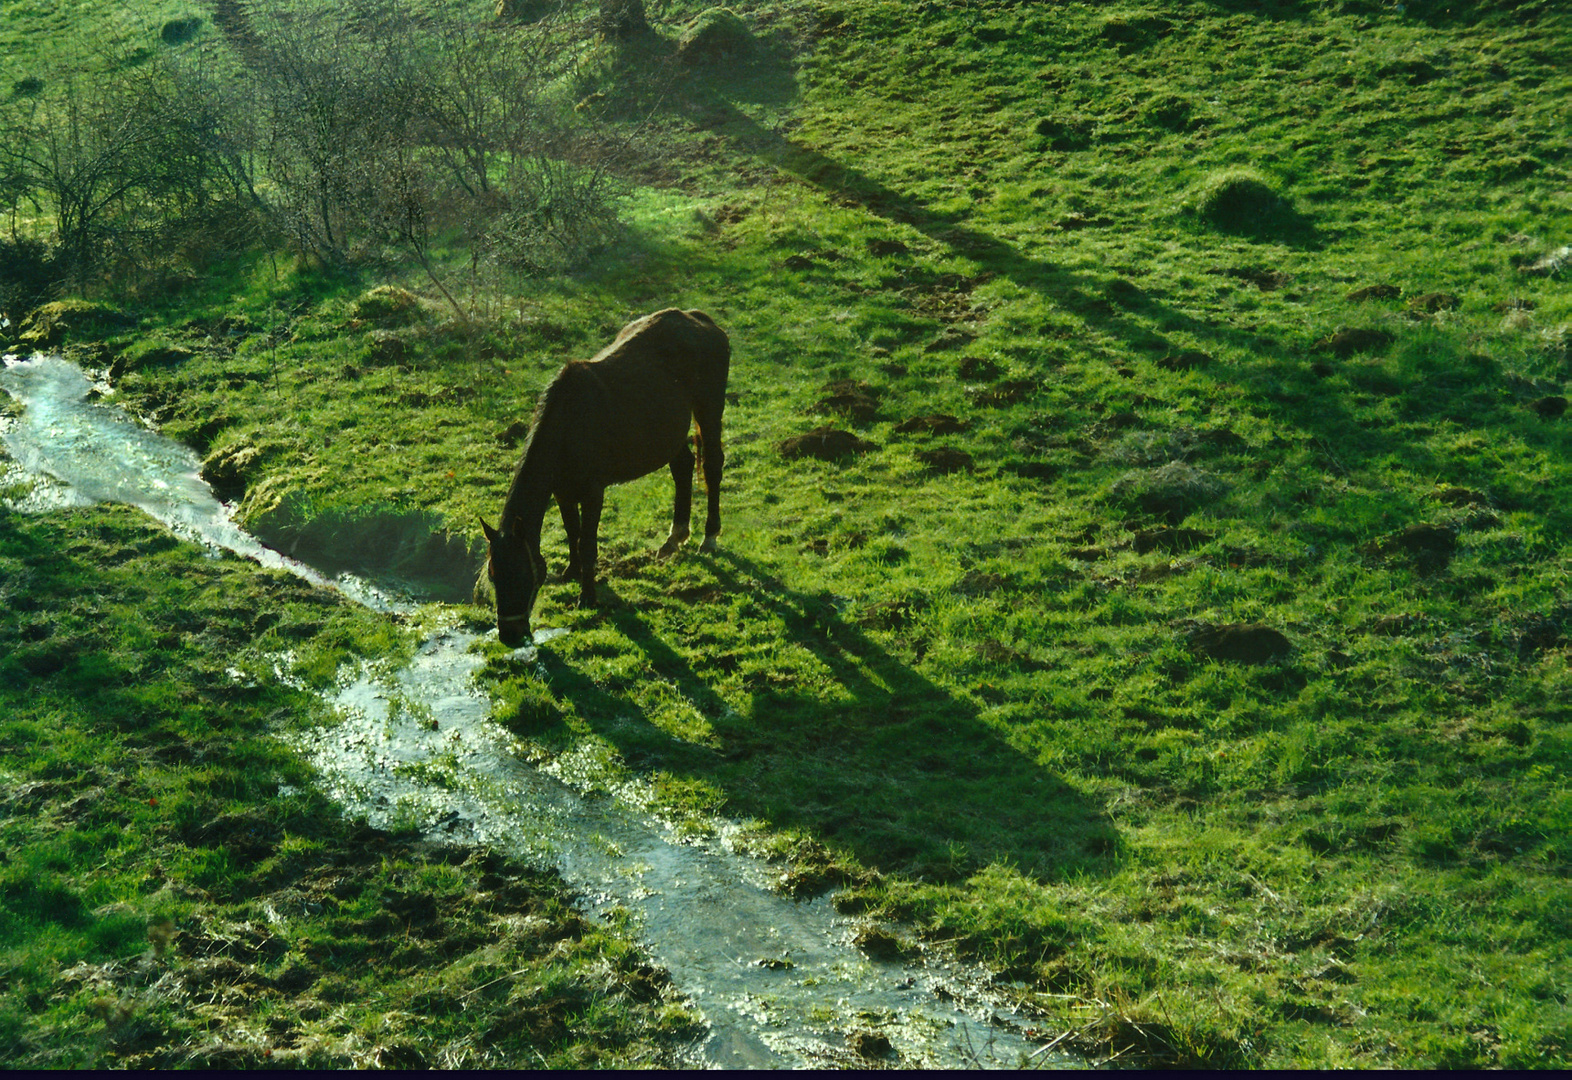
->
0, 57, 259, 290
0, 0, 648, 309
196, 0, 640, 303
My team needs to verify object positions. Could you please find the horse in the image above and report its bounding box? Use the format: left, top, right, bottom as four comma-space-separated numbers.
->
481, 308, 730, 648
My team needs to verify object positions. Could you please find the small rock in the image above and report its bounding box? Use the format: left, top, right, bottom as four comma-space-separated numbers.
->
848, 1030, 896, 1059
1519, 245, 1570, 277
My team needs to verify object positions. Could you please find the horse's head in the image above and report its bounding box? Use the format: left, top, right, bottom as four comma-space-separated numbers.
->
481, 517, 544, 648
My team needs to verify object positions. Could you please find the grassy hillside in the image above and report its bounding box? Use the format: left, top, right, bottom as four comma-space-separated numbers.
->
5, 0, 1571, 1068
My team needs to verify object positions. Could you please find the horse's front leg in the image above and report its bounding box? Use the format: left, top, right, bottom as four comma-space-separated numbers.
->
557, 495, 583, 581
657, 441, 694, 557
576, 488, 604, 607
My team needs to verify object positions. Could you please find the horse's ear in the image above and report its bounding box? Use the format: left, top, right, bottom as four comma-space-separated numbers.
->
480, 517, 499, 543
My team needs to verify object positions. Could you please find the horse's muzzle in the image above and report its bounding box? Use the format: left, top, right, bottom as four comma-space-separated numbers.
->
498, 611, 532, 648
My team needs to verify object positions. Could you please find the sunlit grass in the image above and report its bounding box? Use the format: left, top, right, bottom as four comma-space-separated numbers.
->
5, 0, 1570, 1068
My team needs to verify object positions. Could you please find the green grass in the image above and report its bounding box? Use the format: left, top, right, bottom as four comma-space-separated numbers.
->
5, 0, 1571, 1068
0, 504, 698, 1067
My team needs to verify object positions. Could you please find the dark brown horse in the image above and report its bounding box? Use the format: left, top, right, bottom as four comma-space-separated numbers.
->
481, 308, 730, 647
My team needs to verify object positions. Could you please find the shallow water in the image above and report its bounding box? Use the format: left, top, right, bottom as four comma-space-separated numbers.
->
0, 354, 409, 612
2, 353, 1074, 1068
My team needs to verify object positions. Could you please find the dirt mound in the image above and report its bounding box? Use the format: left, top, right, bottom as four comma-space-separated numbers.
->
1313, 327, 1395, 356
957, 356, 1003, 381
1156, 350, 1212, 371
1133, 527, 1213, 554
1362, 523, 1457, 574
677, 8, 755, 65
971, 379, 1037, 407
1109, 462, 1228, 524
778, 427, 878, 461
916, 447, 975, 474
1187, 623, 1292, 664
1407, 292, 1461, 315
894, 414, 968, 436
1346, 283, 1402, 302
18, 300, 130, 348
813, 380, 879, 423
1210, 266, 1291, 291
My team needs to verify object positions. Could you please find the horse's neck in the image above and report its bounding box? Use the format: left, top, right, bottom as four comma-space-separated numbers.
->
500, 412, 561, 544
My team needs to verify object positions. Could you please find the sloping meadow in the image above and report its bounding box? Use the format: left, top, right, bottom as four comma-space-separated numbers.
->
6, 0, 1570, 1068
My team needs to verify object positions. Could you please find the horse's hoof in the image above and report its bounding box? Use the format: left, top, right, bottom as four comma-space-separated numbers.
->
699, 535, 718, 553
657, 533, 689, 558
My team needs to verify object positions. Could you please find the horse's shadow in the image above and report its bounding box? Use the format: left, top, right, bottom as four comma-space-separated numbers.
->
530, 549, 1117, 886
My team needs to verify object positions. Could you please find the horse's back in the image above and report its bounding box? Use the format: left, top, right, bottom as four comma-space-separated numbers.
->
595, 308, 729, 398
548, 310, 727, 486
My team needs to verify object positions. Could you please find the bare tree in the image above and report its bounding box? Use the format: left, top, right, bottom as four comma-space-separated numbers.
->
211, 0, 637, 283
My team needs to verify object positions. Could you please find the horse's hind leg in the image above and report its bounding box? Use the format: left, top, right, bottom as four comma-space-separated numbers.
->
695, 405, 724, 552
657, 440, 694, 557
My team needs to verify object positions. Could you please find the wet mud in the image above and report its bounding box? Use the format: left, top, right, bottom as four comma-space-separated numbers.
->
2, 353, 1076, 1068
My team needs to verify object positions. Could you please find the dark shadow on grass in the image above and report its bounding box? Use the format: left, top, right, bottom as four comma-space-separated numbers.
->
660, 41, 1327, 339
664, 63, 1572, 528
531, 549, 1118, 886
1193, 0, 1554, 28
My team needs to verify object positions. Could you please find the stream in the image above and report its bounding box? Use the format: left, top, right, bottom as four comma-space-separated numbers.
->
2, 352, 1075, 1069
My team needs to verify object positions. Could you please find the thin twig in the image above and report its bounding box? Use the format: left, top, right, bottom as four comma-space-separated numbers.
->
460, 966, 530, 999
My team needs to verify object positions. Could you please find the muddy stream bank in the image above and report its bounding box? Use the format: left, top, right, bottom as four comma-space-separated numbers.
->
2, 353, 1076, 1068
